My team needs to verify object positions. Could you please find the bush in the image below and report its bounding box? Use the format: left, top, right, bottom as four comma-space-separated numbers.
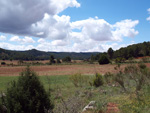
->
50, 55, 56, 64
6, 66, 53, 113
104, 72, 114, 85
1, 62, 6, 65
56, 59, 61, 64
62, 56, 71, 62
69, 73, 89, 87
98, 55, 110, 65
115, 57, 126, 63
93, 73, 104, 87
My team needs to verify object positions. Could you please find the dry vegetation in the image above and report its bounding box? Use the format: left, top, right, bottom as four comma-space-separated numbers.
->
0, 63, 122, 76
1, 60, 150, 76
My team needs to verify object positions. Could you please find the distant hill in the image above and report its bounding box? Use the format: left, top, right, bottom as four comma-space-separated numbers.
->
0, 48, 100, 60
89, 41, 150, 61
113, 41, 150, 59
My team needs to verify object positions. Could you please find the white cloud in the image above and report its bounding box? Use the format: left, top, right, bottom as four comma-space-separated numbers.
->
9, 36, 20, 42
147, 17, 150, 21
71, 18, 139, 43
51, 40, 68, 46
0, 0, 80, 37
0, 42, 34, 50
148, 8, 150, 13
112, 19, 139, 41
0, 0, 140, 52
0, 35, 6, 41
10, 36, 35, 43
23, 37, 35, 43
38, 38, 46, 43
50, 0, 80, 14
31, 14, 71, 40
71, 18, 113, 42
147, 8, 150, 21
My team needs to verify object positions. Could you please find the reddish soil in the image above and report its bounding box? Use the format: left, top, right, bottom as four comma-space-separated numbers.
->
135, 56, 150, 59
0, 64, 118, 76
0, 63, 150, 76
106, 103, 119, 113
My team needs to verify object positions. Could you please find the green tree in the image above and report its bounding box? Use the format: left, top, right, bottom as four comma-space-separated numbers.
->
93, 73, 104, 87
62, 56, 71, 62
56, 59, 61, 64
107, 47, 114, 59
98, 54, 110, 65
90, 54, 95, 61
6, 66, 53, 113
50, 55, 55, 64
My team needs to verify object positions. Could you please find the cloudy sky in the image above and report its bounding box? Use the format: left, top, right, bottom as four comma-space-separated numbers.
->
0, 0, 150, 52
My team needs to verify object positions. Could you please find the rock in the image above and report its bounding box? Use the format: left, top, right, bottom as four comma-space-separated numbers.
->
82, 101, 96, 112
0, 93, 6, 98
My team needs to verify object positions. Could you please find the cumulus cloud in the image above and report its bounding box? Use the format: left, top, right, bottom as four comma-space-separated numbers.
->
112, 19, 139, 41
51, 40, 68, 46
31, 14, 71, 39
0, 0, 80, 37
71, 18, 113, 42
0, 0, 140, 52
38, 38, 46, 43
71, 18, 139, 42
10, 36, 35, 43
147, 8, 150, 21
0, 35, 6, 41
0, 42, 34, 51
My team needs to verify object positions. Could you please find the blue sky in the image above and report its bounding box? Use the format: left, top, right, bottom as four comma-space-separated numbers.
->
0, 0, 150, 52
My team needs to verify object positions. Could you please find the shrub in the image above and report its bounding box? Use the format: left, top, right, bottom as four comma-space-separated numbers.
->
115, 57, 126, 63
6, 66, 53, 113
62, 56, 71, 62
69, 73, 89, 87
1, 62, 6, 65
98, 55, 110, 65
56, 59, 61, 64
104, 72, 114, 85
50, 55, 56, 64
93, 73, 104, 87
114, 73, 126, 92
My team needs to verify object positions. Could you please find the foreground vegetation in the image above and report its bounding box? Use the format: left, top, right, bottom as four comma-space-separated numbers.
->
0, 62, 150, 112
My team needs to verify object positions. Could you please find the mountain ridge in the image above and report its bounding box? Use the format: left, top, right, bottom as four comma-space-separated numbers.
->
0, 48, 100, 60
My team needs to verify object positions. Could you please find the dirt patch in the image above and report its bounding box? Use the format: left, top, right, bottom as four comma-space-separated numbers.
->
106, 103, 119, 113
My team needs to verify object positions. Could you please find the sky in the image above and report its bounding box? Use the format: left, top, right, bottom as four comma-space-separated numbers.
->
0, 0, 150, 52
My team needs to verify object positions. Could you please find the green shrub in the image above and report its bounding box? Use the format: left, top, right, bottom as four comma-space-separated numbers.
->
104, 72, 114, 85
98, 55, 110, 65
62, 56, 71, 62
115, 57, 126, 63
93, 73, 104, 87
6, 66, 53, 113
1, 62, 6, 65
69, 73, 89, 87
50, 55, 56, 64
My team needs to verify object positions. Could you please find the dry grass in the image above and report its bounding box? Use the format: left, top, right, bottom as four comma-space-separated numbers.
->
0, 64, 119, 76
1, 61, 150, 76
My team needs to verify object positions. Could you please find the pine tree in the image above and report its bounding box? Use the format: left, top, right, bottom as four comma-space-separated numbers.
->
6, 66, 53, 113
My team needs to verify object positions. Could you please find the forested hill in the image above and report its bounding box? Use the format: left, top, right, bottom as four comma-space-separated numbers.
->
91, 41, 150, 61
113, 41, 150, 59
0, 48, 99, 60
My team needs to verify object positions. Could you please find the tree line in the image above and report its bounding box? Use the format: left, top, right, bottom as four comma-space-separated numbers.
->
91, 41, 150, 64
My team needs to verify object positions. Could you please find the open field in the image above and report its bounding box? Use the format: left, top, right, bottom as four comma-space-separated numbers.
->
1, 62, 150, 76
0, 64, 119, 76
1, 63, 150, 112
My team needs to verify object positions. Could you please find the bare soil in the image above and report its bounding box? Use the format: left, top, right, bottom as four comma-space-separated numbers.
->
0, 64, 118, 76
1, 63, 150, 76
